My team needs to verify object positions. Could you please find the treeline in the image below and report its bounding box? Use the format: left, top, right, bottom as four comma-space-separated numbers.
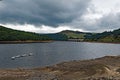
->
0, 25, 119, 43
50, 28, 120, 42
85, 28, 120, 43
56, 29, 120, 43
59, 30, 86, 39
0, 26, 51, 41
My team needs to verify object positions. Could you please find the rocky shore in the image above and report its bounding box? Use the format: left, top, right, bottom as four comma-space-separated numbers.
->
0, 56, 120, 80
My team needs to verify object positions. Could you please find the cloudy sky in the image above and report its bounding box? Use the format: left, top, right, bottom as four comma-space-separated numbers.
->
0, 0, 120, 33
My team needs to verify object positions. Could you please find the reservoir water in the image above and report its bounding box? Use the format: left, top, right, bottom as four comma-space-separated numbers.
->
0, 41, 120, 68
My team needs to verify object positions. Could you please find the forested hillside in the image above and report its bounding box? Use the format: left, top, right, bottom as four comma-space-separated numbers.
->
60, 30, 86, 39
58, 29, 120, 43
0, 26, 51, 41
0, 25, 119, 43
85, 28, 120, 43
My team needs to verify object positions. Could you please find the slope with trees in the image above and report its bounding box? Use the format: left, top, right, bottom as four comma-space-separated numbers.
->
85, 28, 120, 43
0, 25, 51, 41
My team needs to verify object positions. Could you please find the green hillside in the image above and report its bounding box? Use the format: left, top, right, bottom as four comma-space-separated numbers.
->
85, 28, 120, 43
60, 30, 87, 39
0, 25, 51, 41
0, 25, 119, 43
58, 29, 120, 43
42, 30, 87, 41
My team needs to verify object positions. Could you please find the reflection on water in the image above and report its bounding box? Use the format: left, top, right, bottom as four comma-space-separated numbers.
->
0, 41, 120, 68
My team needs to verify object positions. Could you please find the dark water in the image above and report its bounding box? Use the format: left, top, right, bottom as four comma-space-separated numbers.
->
0, 41, 120, 68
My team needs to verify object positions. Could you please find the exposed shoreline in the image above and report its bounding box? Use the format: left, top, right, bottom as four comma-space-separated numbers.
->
0, 40, 53, 44
0, 40, 120, 44
84, 41, 120, 44
0, 55, 120, 80
67, 40, 120, 44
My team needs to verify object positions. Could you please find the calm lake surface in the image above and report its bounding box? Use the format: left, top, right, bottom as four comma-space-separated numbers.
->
0, 41, 120, 68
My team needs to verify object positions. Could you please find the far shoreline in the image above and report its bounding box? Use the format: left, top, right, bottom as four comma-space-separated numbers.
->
66, 40, 120, 44
0, 40, 120, 44
84, 41, 120, 44
0, 40, 53, 44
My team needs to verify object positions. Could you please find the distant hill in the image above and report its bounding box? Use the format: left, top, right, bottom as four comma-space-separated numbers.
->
0, 25, 51, 41
59, 30, 86, 39
43, 30, 87, 41
57, 29, 120, 43
85, 28, 120, 43
0, 25, 119, 43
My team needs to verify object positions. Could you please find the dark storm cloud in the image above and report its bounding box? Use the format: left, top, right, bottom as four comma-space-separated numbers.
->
0, 0, 91, 27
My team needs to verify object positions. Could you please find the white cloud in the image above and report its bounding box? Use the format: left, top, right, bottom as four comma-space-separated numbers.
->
92, 0, 120, 14
0, 23, 83, 33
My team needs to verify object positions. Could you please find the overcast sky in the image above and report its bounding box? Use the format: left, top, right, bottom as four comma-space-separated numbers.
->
0, 0, 120, 33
